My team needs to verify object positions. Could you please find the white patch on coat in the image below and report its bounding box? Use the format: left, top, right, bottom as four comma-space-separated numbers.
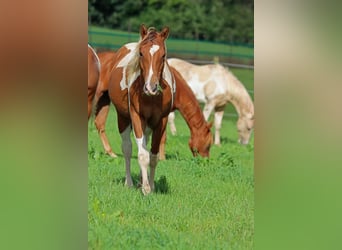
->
146, 64, 154, 84
116, 43, 140, 90
88, 44, 100, 71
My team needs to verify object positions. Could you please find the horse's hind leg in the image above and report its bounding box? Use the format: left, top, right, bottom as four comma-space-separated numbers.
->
119, 123, 133, 187
88, 87, 96, 120
167, 112, 177, 135
214, 110, 224, 145
94, 91, 117, 158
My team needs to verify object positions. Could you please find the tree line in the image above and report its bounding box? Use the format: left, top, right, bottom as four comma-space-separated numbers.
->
88, 0, 254, 44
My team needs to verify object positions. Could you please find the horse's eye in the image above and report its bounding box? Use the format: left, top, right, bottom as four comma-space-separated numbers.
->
139, 52, 143, 57
162, 54, 165, 59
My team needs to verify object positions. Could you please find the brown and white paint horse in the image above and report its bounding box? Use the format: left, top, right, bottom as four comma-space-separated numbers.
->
88, 44, 100, 120
94, 55, 213, 161
167, 58, 254, 145
107, 25, 174, 195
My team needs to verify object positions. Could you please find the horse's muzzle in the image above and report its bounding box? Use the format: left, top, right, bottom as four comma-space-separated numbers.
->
143, 83, 159, 96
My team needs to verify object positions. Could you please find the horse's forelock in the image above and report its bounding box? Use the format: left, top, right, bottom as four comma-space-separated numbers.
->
139, 27, 161, 45
147, 27, 156, 33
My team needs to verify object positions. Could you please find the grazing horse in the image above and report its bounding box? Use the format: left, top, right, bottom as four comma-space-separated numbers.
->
167, 58, 254, 145
88, 44, 100, 120
159, 67, 213, 160
107, 24, 174, 195
94, 57, 213, 161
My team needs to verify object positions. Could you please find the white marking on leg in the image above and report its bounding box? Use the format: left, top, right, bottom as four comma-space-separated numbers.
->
214, 111, 224, 145
168, 112, 177, 135
135, 136, 151, 195
120, 126, 133, 187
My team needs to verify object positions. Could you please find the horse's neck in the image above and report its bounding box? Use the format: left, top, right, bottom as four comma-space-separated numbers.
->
175, 80, 206, 134
225, 71, 254, 118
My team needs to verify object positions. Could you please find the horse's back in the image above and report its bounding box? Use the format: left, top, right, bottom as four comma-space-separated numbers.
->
88, 45, 100, 119
97, 51, 116, 93
88, 45, 100, 91
168, 58, 229, 102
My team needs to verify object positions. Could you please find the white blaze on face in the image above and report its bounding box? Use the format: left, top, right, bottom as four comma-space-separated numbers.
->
146, 45, 160, 84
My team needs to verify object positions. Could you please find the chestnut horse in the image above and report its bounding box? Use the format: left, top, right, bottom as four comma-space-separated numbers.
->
159, 67, 213, 160
94, 56, 212, 160
94, 51, 118, 157
88, 44, 100, 120
167, 58, 254, 145
107, 25, 174, 195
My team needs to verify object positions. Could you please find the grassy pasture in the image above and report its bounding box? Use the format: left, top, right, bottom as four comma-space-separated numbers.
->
88, 68, 254, 249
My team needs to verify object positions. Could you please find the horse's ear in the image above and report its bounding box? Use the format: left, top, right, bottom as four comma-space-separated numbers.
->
161, 26, 169, 40
140, 24, 147, 39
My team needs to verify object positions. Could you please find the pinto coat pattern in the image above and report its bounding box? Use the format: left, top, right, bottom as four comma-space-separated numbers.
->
167, 58, 254, 145
107, 24, 174, 195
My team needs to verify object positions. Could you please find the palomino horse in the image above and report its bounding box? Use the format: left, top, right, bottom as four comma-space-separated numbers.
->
88, 44, 100, 120
94, 54, 212, 160
107, 24, 175, 195
167, 58, 254, 145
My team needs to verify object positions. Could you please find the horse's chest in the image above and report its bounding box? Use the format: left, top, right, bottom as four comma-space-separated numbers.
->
130, 91, 172, 125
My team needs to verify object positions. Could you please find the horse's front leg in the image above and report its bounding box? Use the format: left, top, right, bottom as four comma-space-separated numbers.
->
118, 115, 133, 187
150, 117, 168, 191
130, 110, 151, 195
167, 112, 177, 135
214, 110, 224, 145
203, 101, 215, 121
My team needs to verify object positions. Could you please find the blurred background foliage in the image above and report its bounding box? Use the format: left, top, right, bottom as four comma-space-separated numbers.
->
88, 0, 254, 44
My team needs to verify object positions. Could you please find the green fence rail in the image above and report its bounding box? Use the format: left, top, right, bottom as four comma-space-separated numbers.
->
88, 29, 254, 64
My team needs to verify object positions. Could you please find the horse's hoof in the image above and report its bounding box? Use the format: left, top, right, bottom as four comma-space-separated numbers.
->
159, 155, 166, 160
125, 179, 133, 187
107, 152, 118, 158
142, 185, 151, 195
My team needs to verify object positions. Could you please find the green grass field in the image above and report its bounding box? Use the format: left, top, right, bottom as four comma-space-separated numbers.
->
88, 68, 254, 249
88, 26, 254, 64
